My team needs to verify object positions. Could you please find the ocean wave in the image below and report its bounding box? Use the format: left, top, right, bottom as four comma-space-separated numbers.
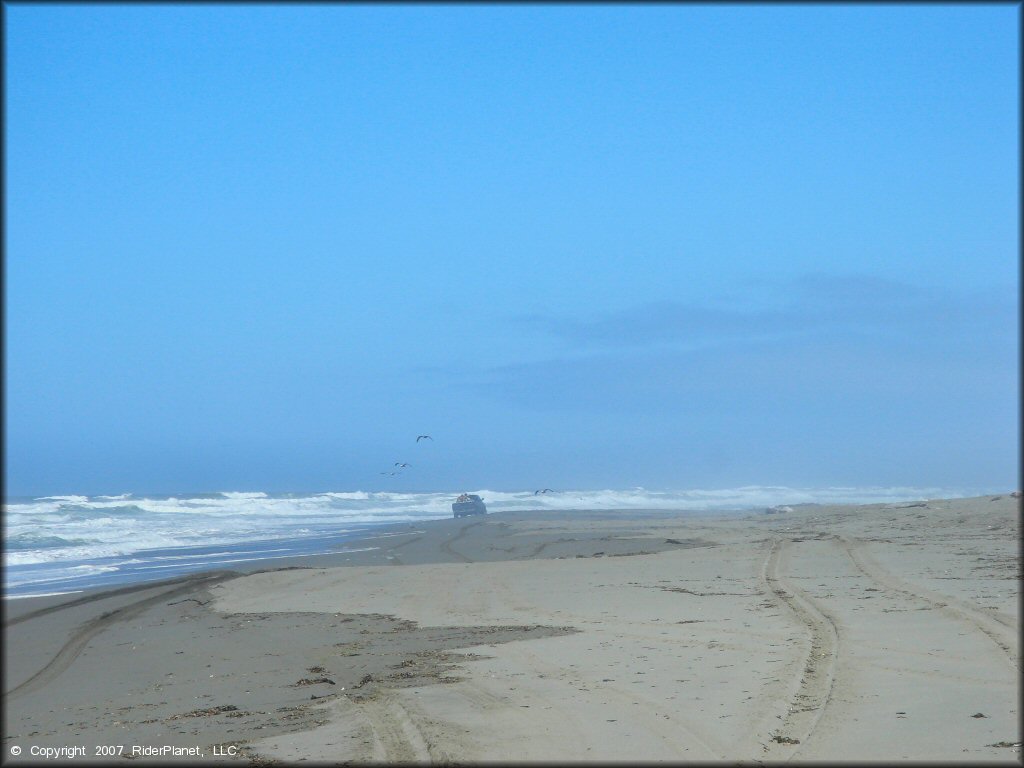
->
68, 564, 119, 573
3, 485, 989, 584
5, 563, 120, 588
6, 534, 93, 551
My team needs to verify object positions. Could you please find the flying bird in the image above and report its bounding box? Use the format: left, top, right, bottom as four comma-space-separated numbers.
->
534, 488, 555, 495
395, 462, 410, 468
416, 435, 433, 442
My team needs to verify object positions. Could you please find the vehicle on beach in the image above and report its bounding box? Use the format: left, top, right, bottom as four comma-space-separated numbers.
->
452, 493, 487, 518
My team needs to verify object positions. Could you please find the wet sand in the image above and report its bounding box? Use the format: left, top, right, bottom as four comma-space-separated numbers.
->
3, 494, 1020, 763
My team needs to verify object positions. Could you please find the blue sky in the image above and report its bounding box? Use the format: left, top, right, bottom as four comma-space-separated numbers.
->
5, 4, 1019, 496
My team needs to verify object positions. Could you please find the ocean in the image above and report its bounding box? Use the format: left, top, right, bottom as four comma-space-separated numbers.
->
3, 486, 982, 599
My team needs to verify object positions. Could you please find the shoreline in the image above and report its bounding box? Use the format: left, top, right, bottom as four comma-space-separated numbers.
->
3, 494, 1019, 762
3, 518, 436, 602
8, 487, 989, 600
4, 506, 753, 602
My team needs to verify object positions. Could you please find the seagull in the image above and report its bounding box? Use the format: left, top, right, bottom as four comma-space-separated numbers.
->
534, 488, 555, 495
395, 462, 410, 468
416, 435, 433, 442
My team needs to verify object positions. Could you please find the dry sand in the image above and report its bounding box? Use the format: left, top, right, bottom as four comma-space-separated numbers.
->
3, 494, 1020, 763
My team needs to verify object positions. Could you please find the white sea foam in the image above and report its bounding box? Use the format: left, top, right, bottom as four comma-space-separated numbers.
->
68, 564, 119, 573
4, 563, 121, 589
4, 590, 85, 600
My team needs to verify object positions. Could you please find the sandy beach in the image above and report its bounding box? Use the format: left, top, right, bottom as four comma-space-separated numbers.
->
3, 494, 1019, 764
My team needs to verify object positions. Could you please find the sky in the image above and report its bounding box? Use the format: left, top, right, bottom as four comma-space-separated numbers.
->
4, 4, 1019, 496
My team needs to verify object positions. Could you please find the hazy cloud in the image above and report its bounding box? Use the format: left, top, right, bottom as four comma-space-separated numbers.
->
512, 273, 1012, 351
474, 332, 1012, 413
480, 273, 1017, 419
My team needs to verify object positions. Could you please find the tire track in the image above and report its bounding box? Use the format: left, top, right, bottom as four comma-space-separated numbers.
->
838, 536, 1018, 671
384, 534, 426, 565
387, 680, 507, 762
4, 569, 238, 627
514, 537, 579, 560
6, 572, 237, 699
390, 534, 424, 550
359, 692, 432, 762
759, 538, 839, 761
439, 521, 483, 563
